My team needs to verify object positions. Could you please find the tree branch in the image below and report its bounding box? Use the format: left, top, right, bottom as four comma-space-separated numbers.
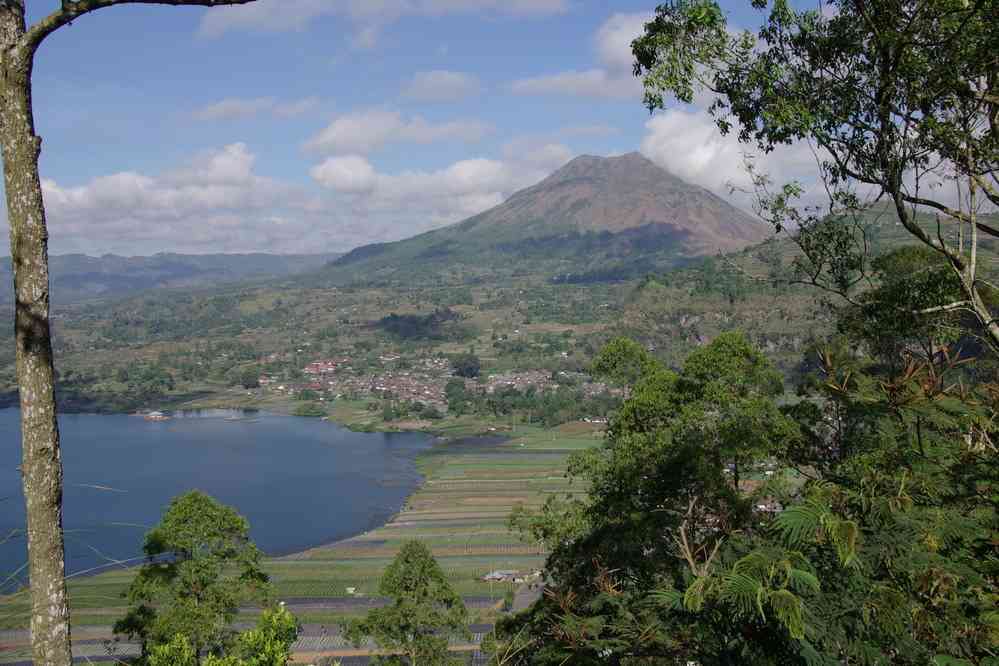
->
902, 192, 999, 239
22, 0, 256, 52
914, 300, 974, 315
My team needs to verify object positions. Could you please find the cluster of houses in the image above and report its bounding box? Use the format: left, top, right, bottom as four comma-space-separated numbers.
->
482, 370, 556, 394
260, 354, 619, 421
262, 356, 454, 413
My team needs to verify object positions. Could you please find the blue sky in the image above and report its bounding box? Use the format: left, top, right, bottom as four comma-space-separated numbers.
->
10, 0, 805, 256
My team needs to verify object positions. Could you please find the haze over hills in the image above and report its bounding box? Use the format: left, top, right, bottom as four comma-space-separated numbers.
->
316, 152, 770, 286
0, 252, 340, 304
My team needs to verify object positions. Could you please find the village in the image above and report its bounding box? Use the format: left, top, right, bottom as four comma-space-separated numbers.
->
254, 353, 618, 419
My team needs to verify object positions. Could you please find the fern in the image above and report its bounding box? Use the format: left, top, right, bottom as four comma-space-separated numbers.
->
682, 575, 711, 612
647, 588, 684, 611
787, 568, 820, 594
770, 589, 806, 639
775, 502, 822, 546
722, 572, 765, 619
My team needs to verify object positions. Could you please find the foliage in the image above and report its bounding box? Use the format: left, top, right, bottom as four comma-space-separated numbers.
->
292, 402, 327, 418
114, 491, 270, 660
452, 352, 481, 378
496, 333, 998, 663
497, 332, 799, 663
378, 308, 476, 342
633, 0, 999, 348
590, 337, 658, 386
240, 367, 261, 390
146, 606, 298, 666
837, 246, 967, 369
346, 540, 470, 665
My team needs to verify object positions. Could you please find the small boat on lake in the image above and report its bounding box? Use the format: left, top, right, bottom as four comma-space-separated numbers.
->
144, 411, 170, 422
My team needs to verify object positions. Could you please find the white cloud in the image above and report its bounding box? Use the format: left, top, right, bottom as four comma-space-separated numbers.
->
13, 143, 370, 255
304, 109, 492, 155
200, 0, 568, 45
310, 155, 377, 193
501, 138, 574, 171
310, 139, 572, 235
402, 70, 482, 102
511, 12, 648, 101
639, 110, 819, 207
193, 96, 320, 121
595, 13, 648, 74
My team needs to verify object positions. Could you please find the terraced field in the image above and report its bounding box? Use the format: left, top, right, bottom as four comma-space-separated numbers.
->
0, 421, 602, 663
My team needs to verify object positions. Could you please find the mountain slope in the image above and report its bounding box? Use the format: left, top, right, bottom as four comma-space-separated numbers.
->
316, 152, 769, 286
0, 252, 340, 304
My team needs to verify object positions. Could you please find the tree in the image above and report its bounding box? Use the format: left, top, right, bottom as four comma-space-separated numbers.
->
632, 0, 999, 347
452, 352, 481, 379
240, 367, 261, 390
114, 491, 270, 662
147, 605, 299, 666
496, 333, 798, 664
836, 246, 968, 369
347, 540, 470, 665
0, 2, 257, 663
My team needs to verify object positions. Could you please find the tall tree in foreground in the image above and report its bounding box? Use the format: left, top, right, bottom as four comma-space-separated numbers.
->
347, 540, 470, 665
496, 333, 799, 663
114, 491, 270, 662
632, 0, 998, 349
0, 2, 256, 663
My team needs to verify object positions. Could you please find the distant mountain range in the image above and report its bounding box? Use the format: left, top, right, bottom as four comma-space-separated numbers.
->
314, 152, 770, 286
0, 252, 340, 304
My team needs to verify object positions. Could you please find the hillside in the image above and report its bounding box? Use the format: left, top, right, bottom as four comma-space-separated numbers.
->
315, 152, 770, 286
0, 252, 340, 304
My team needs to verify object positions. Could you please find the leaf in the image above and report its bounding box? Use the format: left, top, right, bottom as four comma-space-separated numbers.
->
775, 503, 822, 545
683, 576, 711, 612
722, 573, 765, 619
787, 568, 820, 594
769, 589, 806, 639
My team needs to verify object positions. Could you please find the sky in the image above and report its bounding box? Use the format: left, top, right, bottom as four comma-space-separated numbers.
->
2, 0, 818, 256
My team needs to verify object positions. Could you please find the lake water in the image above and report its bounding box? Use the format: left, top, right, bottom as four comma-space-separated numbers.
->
0, 409, 433, 591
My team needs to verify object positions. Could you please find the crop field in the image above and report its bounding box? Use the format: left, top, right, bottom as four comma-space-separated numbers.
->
0, 422, 603, 662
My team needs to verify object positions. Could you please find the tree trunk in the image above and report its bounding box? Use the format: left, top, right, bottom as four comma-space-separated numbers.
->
0, 6, 73, 666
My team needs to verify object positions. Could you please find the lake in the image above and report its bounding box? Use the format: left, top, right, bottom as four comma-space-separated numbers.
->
0, 409, 433, 590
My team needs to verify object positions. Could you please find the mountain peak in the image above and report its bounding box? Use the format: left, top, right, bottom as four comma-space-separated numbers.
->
540, 151, 685, 190
323, 151, 770, 285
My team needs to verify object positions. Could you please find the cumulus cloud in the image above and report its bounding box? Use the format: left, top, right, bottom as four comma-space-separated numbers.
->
200, 0, 568, 44
193, 96, 319, 121
4, 134, 577, 256
402, 70, 482, 102
639, 110, 820, 208
310, 138, 572, 234
511, 12, 648, 101
304, 109, 492, 155
8, 143, 369, 255
310, 155, 378, 193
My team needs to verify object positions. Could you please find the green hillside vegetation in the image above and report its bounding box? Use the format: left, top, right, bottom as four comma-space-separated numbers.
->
0, 207, 991, 416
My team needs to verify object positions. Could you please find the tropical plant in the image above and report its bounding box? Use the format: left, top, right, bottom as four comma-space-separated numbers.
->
114, 491, 270, 661
346, 540, 470, 665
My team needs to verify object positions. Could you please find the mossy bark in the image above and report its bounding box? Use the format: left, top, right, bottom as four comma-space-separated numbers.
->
0, 5, 73, 666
